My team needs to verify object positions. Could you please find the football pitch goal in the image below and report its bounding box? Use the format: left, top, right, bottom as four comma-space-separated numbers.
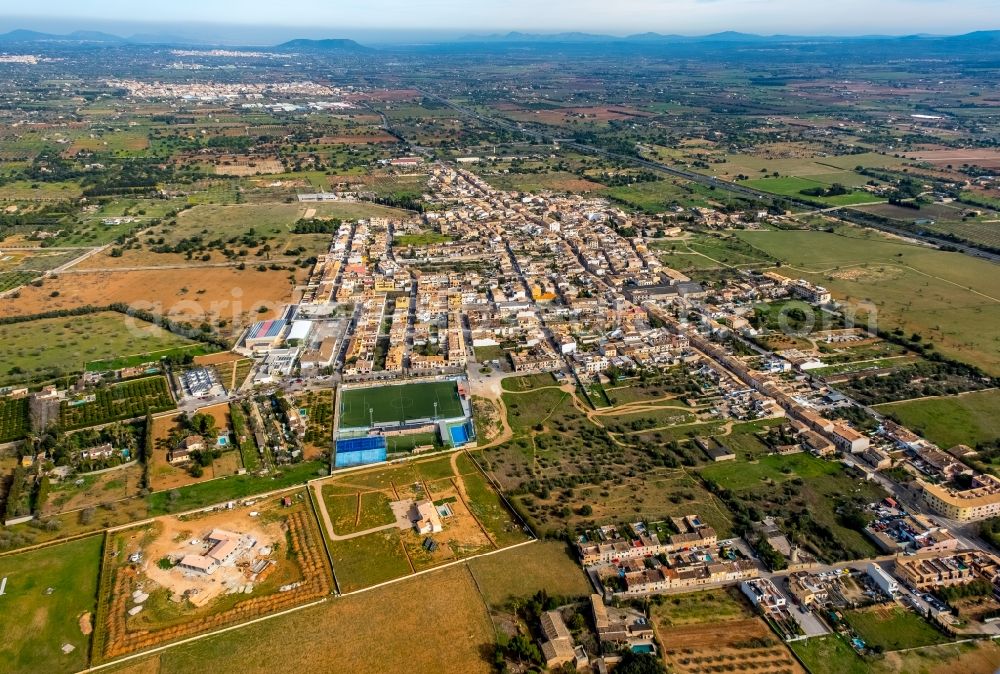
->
340, 381, 464, 428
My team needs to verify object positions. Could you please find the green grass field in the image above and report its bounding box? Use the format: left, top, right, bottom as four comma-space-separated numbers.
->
147, 460, 326, 515
85, 344, 213, 372
0, 312, 197, 386
500, 372, 557, 392
699, 452, 840, 491
742, 176, 881, 206
0, 535, 103, 674
735, 225, 1000, 375
876, 389, 1000, 449
606, 179, 697, 211
844, 606, 950, 651
339, 381, 465, 428
394, 232, 453, 246
318, 452, 530, 591
791, 635, 869, 674
467, 541, 590, 607
699, 451, 884, 561
328, 530, 413, 592
650, 587, 754, 627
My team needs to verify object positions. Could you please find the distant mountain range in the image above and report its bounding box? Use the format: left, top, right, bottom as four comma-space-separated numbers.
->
0, 27, 996, 49
272, 38, 371, 52
0, 29, 369, 51
457, 30, 1000, 44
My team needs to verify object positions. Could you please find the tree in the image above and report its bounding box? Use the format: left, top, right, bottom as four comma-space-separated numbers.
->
615, 652, 666, 674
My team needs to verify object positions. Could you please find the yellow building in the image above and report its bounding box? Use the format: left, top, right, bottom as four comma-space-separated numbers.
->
920, 475, 1000, 522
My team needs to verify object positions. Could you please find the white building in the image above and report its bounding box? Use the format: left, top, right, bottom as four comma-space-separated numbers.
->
741, 578, 786, 611
867, 562, 899, 596
411, 500, 443, 534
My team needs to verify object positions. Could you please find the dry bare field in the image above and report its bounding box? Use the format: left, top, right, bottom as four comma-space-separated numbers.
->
319, 133, 398, 144
104, 564, 493, 674
213, 159, 284, 175
905, 148, 1000, 167
878, 640, 1000, 674
44, 462, 144, 516
0, 267, 300, 335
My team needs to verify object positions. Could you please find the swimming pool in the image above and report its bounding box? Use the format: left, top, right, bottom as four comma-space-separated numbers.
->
449, 424, 470, 445
217, 436, 228, 447
632, 644, 655, 654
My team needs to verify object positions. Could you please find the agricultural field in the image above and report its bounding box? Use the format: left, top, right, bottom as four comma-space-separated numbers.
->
68, 129, 149, 155
0, 535, 104, 674
852, 196, 1000, 250
876, 389, 1000, 449
153, 203, 323, 247
701, 151, 911, 184
315, 452, 531, 592
654, 234, 779, 275
650, 587, 754, 627
116, 563, 494, 674
0, 496, 152, 555
56, 199, 176, 247
735, 225, 1000, 375
195, 353, 253, 392
228, 402, 258, 472
0, 247, 88, 276
93, 491, 332, 662
60, 376, 175, 430
0, 312, 197, 386
293, 389, 334, 458
649, 588, 805, 674
339, 380, 465, 428
0, 395, 30, 442
0, 270, 40, 292
0, 266, 302, 343
919, 217, 1000, 252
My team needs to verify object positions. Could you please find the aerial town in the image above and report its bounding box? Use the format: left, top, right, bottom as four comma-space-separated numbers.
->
1, 8, 1000, 674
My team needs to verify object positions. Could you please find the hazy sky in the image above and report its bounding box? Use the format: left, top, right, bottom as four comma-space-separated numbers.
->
5, 0, 1000, 43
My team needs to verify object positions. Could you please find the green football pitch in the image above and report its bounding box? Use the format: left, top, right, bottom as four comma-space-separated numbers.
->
340, 381, 464, 427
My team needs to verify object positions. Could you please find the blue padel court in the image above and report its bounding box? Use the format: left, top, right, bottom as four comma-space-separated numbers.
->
334, 435, 388, 467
